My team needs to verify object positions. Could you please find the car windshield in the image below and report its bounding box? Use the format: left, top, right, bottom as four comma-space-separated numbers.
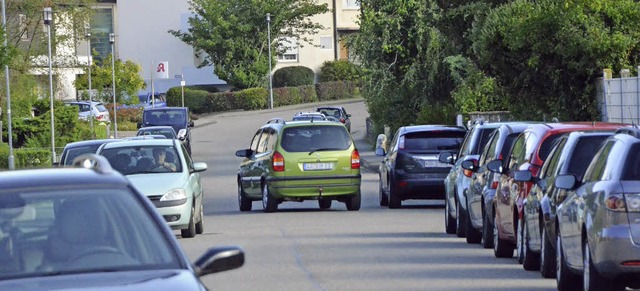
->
0, 188, 182, 280
281, 125, 351, 152
100, 145, 182, 174
63, 145, 102, 166
143, 109, 186, 125
401, 131, 465, 152
95, 104, 108, 112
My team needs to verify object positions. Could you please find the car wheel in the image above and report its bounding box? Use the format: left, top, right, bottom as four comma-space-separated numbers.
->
388, 182, 401, 209
465, 206, 482, 244
345, 190, 361, 211
319, 198, 332, 209
445, 198, 456, 234
238, 181, 252, 212
482, 205, 494, 249
517, 219, 524, 264
493, 212, 514, 258
583, 239, 621, 291
195, 202, 204, 234
522, 220, 540, 271
379, 178, 388, 207
456, 200, 466, 238
262, 183, 278, 213
181, 205, 197, 238
556, 233, 581, 290
540, 226, 556, 278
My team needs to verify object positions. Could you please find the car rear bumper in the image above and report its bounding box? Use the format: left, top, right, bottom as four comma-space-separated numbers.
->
393, 177, 446, 200
267, 175, 361, 199
591, 225, 640, 279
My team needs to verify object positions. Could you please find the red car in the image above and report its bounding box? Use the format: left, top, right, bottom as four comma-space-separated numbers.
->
486, 122, 627, 259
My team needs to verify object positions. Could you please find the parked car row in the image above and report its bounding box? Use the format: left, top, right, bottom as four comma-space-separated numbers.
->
421, 120, 640, 290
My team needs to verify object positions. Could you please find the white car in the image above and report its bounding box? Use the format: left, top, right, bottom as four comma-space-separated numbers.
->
97, 138, 207, 238
65, 101, 111, 122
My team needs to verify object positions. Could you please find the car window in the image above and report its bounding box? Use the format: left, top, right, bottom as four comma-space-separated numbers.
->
457, 127, 476, 159
583, 141, 614, 182
95, 104, 108, 112
0, 188, 181, 279
508, 133, 526, 171
567, 135, 610, 181
400, 131, 465, 152
475, 128, 495, 155
479, 131, 498, 166
540, 138, 565, 179
538, 133, 564, 162
265, 128, 278, 153
181, 143, 193, 169
63, 145, 101, 166
280, 125, 351, 152
256, 128, 271, 154
250, 129, 262, 152
388, 129, 401, 154
621, 143, 640, 180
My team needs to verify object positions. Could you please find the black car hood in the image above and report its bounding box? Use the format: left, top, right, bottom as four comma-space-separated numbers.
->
0, 269, 205, 291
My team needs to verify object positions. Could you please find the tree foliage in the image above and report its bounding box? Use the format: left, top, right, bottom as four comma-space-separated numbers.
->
75, 53, 146, 104
169, 0, 329, 90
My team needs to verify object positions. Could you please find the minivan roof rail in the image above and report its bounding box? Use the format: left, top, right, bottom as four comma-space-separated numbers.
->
266, 118, 286, 125
615, 127, 640, 138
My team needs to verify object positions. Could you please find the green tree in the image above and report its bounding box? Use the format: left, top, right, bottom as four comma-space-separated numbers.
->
75, 53, 146, 104
169, 0, 329, 90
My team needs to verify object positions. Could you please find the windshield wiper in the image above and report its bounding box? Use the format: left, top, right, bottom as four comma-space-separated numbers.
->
309, 148, 341, 155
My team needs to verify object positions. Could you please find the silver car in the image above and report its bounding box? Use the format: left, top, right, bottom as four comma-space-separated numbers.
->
555, 128, 640, 291
97, 139, 207, 238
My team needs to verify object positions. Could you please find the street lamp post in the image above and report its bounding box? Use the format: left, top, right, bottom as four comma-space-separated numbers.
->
180, 77, 185, 107
44, 7, 56, 164
109, 33, 117, 138
266, 13, 273, 110
85, 23, 94, 138
2, 0, 14, 169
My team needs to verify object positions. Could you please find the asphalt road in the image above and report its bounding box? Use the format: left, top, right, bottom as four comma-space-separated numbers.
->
174, 99, 556, 291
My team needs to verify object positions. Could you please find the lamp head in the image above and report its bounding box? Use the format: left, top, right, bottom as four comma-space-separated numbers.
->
109, 33, 115, 44
266, 13, 270, 22
43, 7, 52, 25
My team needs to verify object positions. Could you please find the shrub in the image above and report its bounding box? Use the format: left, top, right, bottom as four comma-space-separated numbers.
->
236, 88, 268, 110
0, 143, 52, 169
272, 66, 315, 88
315, 81, 360, 101
318, 60, 363, 82
166, 87, 211, 113
208, 91, 238, 112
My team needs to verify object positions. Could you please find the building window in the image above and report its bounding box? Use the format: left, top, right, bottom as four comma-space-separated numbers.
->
319, 36, 333, 50
277, 37, 298, 62
344, 0, 360, 9
90, 7, 114, 63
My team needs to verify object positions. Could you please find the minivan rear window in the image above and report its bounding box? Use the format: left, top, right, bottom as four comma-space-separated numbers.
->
281, 125, 351, 152
401, 131, 465, 152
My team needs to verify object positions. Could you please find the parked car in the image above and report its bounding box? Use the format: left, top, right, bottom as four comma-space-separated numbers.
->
55, 138, 121, 167
97, 138, 206, 238
235, 118, 361, 212
514, 131, 615, 274
65, 101, 110, 122
377, 125, 466, 208
137, 125, 178, 139
461, 123, 531, 247
139, 107, 194, 154
439, 120, 512, 239
554, 127, 640, 291
292, 112, 328, 121
0, 154, 243, 290
315, 106, 352, 132
487, 122, 626, 260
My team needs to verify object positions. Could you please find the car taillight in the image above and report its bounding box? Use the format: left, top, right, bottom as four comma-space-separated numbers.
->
398, 136, 405, 150
351, 149, 360, 169
340, 118, 345, 123
273, 151, 284, 172
607, 193, 640, 212
491, 180, 499, 189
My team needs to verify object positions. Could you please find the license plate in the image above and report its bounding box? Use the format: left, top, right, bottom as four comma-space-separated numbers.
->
303, 162, 333, 171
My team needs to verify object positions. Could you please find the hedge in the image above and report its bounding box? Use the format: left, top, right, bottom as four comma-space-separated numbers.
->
0, 143, 52, 169
273, 66, 315, 88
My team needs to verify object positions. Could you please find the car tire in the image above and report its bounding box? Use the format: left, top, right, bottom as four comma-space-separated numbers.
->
583, 239, 622, 291
181, 205, 197, 238
493, 212, 514, 258
556, 233, 581, 290
379, 178, 388, 207
445, 198, 456, 234
540, 226, 556, 278
465, 207, 482, 244
388, 183, 401, 209
238, 181, 252, 212
517, 219, 525, 264
319, 198, 332, 209
345, 190, 361, 211
482, 206, 494, 249
195, 202, 204, 235
262, 183, 278, 213
456, 200, 466, 238
522, 220, 540, 271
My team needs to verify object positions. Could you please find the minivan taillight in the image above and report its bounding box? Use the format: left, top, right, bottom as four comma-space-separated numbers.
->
351, 150, 360, 169
273, 151, 284, 172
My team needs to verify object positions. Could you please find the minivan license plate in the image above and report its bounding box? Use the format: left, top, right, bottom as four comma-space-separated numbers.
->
303, 163, 333, 171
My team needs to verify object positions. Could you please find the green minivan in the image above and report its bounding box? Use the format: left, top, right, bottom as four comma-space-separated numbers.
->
235, 118, 361, 212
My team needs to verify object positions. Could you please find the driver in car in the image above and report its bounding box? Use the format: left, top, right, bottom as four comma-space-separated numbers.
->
152, 148, 177, 171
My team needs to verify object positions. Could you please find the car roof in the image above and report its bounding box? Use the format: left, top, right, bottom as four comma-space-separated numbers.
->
63, 138, 121, 149
0, 167, 130, 190
523, 122, 628, 136
143, 107, 187, 112
399, 125, 467, 134
138, 126, 176, 131
101, 138, 177, 149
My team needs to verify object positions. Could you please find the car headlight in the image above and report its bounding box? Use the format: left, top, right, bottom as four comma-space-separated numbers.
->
160, 189, 187, 201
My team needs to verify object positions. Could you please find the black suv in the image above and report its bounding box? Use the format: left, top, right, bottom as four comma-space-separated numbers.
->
376, 125, 467, 208
315, 106, 351, 132
138, 107, 194, 154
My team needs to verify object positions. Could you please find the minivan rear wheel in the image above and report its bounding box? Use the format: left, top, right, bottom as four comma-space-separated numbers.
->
238, 182, 252, 212
345, 190, 361, 211
262, 184, 278, 213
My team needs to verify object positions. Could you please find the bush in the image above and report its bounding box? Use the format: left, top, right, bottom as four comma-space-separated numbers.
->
208, 91, 238, 112
316, 81, 361, 101
236, 88, 268, 110
318, 60, 362, 82
0, 143, 52, 169
166, 87, 211, 113
272, 66, 315, 88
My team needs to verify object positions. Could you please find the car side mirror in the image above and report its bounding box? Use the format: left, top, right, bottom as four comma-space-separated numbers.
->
375, 147, 386, 156
347, 114, 351, 118
177, 129, 187, 141
487, 159, 503, 174
235, 149, 253, 158
137, 122, 142, 129
192, 162, 208, 173
513, 170, 533, 182
460, 159, 477, 172
555, 174, 577, 190
188, 121, 195, 127
194, 246, 244, 277
438, 151, 455, 165
537, 178, 547, 190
